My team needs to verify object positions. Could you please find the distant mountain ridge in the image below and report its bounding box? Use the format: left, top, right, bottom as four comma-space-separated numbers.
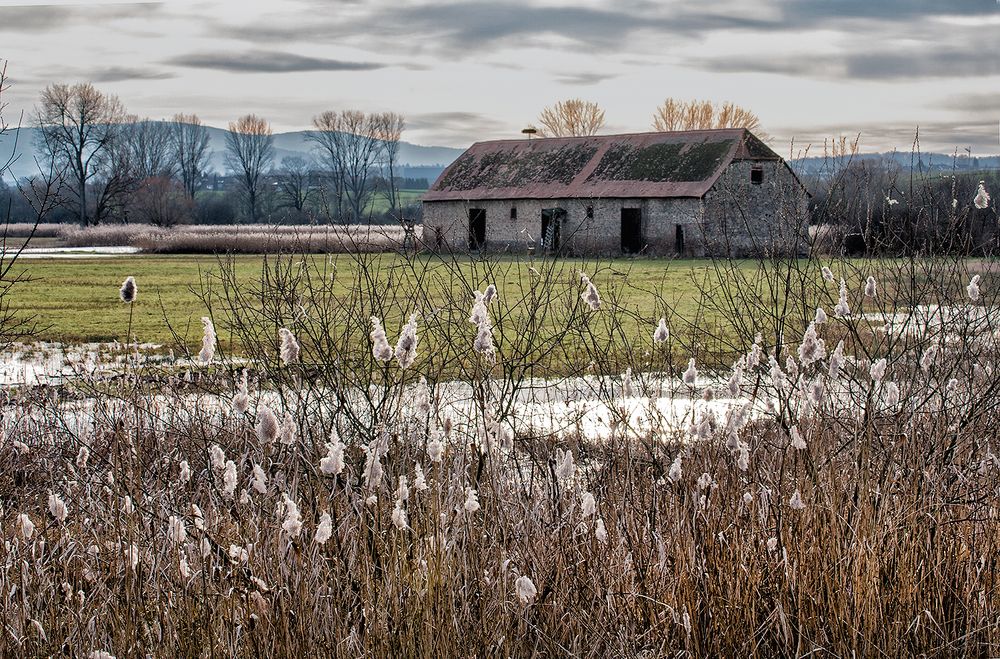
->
4, 123, 997, 185
0, 124, 466, 183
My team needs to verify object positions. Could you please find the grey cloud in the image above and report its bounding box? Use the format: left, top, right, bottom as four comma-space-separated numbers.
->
166, 51, 385, 74
693, 46, 1000, 80
91, 67, 176, 83
937, 93, 1000, 115
0, 3, 161, 32
215, 2, 773, 56
555, 72, 617, 86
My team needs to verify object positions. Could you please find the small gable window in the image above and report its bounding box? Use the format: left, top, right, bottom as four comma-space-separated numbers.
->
751, 166, 764, 185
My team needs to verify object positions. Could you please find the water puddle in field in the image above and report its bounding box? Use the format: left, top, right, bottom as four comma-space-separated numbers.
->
1, 246, 141, 259
863, 304, 999, 338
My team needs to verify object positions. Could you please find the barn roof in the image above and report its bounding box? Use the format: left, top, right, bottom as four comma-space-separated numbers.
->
423, 128, 781, 202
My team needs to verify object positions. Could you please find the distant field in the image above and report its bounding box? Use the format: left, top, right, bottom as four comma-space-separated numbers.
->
7, 254, 716, 351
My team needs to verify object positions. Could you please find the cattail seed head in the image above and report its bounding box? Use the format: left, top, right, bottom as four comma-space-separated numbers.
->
653, 317, 669, 343
199, 317, 217, 363
256, 406, 279, 444
316, 512, 333, 544
968, 274, 981, 302
515, 574, 537, 605
278, 328, 300, 364
119, 276, 137, 303
395, 313, 419, 369
370, 317, 394, 362
974, 181, 990, 209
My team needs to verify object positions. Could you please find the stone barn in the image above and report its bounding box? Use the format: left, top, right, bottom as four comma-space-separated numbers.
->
422, 128, 809, 257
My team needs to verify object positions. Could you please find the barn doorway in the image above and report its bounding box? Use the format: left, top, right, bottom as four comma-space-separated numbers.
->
468, 208, 486, 250
675, 225, 685, 254
541, 208, 565, 253
621, 208, 643, 254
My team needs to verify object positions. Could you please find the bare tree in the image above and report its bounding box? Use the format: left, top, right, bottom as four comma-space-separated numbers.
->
170, 113, 210, 200
35, 82, 129, 225
307, 110, 384, 224
376, 112, 405, 219
127, 119, 174, 181
225, 114, 274, 223
129, 176, 193, 227
652, 98, 765, 138
276, 155, 315, 213
536, 99, 606, 137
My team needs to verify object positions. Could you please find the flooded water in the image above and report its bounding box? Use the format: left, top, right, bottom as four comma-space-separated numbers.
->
0, 342, 749, 441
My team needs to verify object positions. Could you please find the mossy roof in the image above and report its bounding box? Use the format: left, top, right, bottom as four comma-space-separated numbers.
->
424, 128, 781, 201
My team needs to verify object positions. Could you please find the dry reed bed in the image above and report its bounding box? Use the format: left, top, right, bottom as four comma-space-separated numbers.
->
56, 223, 414, 253
1, 252, 999, 657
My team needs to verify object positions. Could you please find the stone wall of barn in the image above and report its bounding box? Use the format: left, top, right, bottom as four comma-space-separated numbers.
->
699, 160, 809, 257
422, 197, 705, 256
421, 161, 808, 257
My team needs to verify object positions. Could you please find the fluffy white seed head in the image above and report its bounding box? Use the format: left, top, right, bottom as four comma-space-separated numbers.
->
581, 491, 596, 518
199, 317, 217, 363
974, 181, 991, 209
48, 492, 68, 522
278, 328, 300, 364
870, 358, 887, 381
256, 406, 280, 445
594, 518, 608, 543
391, 499, 409, 530
790, 426, 806, 450
394, 313, 419, 369
17, 513, 35, 539
789, 489, 806, 510
580, 273, 601, 310
554, 448, 575, 481
370, 317, 394, 362
167, 515, 187, 544
834, 279, 850, 317
463, 488, 481, 514
251, 463, 268, 495
668, 455, 682, 483
320, 438, 346, 476
414, 463, 429, 492
968, 274, 981, 302
222, 460, 238, 499
209, 444, 226, 470
683, 358, 698, 387
315, 512, 333, 544
515, 574, 537, 605
821, 266, 834, 282
864, 276, 877, 298
281, 494, 303, 538
653, 317, 669, 343
119, 276, 137, 303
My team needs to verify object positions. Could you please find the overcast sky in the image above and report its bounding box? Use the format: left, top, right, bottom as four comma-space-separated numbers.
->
1, 0, 998, 154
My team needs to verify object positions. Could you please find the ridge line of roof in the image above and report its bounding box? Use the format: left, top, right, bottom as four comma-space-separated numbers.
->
466, 127, 750, 148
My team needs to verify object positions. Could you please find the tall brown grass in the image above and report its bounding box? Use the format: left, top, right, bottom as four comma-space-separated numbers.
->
1, 248, 999, 657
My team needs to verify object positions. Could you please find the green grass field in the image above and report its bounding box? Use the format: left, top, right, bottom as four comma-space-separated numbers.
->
7, 255, 719, 351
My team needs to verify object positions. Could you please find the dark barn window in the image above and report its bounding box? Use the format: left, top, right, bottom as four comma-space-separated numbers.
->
586, 206, 594, 220
675, 225, 685, 253
620, 208, 643, 254
751, 166, 764, 185
468, 208, 486, 250
510, 207, 517, 221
